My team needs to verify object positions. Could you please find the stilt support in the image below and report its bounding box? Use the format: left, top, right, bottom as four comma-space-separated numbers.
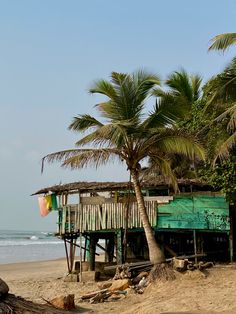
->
116, 229, 123, 264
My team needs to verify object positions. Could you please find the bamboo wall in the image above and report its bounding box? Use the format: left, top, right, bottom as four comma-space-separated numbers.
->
58, 201, 158, 234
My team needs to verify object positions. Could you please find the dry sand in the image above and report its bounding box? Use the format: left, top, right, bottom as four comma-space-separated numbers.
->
1, 259, 236, 314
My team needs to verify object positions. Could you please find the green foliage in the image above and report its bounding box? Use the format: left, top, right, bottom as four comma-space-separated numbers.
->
199, 159, 236, 204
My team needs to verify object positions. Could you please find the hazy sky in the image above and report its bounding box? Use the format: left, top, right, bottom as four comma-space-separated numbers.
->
0, 0, 236, 231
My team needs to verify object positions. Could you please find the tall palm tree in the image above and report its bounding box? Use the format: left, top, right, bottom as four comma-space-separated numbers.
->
42, 70, 205, 264
209, 33, 236, 52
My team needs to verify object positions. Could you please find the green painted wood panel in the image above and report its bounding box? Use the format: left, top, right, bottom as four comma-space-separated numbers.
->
157, 196, 230, 231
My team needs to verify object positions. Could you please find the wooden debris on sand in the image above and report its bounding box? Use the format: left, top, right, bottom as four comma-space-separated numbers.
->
171, 257, 214, 272
80, 280, 130, 304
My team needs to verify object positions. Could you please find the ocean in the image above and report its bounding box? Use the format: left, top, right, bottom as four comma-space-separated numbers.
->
0, 230, 66, 264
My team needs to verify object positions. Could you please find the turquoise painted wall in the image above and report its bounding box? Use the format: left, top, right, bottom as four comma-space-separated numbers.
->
157, 195, 230, 231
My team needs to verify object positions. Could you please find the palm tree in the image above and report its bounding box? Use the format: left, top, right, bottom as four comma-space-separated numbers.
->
42, 70, 205, 265
204, 58, 236, 159
144, 70, 204, 178
209, 33, 236, 52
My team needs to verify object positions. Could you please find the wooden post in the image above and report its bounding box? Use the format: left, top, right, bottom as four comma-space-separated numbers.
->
79, 232, 83, 282
229, 216, 234, 262
69, 236, 74, 273
193, 230, 197, 264
105, 239, 109, 262
116, 229, 123, 264
105, 237, 115, 262
89, 234, 96, 271
229, 206, 234, 262
64, 238, 70, 273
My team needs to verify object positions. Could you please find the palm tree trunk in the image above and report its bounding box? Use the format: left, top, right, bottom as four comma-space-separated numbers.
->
130, 169, 165, 264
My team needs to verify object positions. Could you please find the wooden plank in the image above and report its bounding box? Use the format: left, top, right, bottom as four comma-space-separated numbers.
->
61, 207, 66, 234
92, 205, 95, 230
103, 204, 106, 229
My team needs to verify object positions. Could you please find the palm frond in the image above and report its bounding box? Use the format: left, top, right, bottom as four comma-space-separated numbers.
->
206, 58, 236, 105
141, 98, 181, 130
92, 71, 161, 123
145, 155, 179, 192
69, 114, 103, 132
153, 132, 205, 161
42, 148, 123, 172
191, 74, 202, 101
215, 103, 236, 130
209, 33, 236, 52
166, 70, 194, 102
214, 132, 236, 161
76, 122, 131, 149
89, 80, 118, 100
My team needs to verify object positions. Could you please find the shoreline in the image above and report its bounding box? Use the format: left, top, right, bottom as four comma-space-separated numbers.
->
0, 254, 105, 281
0, 256, 67, 266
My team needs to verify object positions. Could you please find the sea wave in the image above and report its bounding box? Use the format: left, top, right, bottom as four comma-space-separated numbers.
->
0, 240, 63, 247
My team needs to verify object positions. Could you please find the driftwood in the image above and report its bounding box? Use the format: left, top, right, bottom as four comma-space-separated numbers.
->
89, 291, 112, 304
81, 281, 129, 304
0, 294, 71, 314
81, 288, 109, 300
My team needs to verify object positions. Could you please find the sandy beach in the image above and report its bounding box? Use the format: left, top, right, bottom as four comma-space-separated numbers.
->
2, 259, 236, 314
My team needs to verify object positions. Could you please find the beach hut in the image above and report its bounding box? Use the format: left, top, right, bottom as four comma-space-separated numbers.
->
33, 179, 232, 274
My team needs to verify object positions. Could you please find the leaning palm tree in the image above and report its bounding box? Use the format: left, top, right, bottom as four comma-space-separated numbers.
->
42, 70, 205, 265
209, 33, 236, 52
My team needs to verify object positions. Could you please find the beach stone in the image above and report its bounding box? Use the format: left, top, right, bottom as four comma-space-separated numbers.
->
48, 294, 75, 311
0, 278, 9, 298
108, 278, 131, 292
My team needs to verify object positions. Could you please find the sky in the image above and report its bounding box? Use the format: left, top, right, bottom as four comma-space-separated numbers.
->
0, 0, 236, 231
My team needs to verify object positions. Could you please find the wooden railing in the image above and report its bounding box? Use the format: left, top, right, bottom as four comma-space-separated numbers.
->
58, 201, 158, 234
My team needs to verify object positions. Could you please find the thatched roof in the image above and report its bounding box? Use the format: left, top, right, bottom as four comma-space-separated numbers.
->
32, 178, 210, 195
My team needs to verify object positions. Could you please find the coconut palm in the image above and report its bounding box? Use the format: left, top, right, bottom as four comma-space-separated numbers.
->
209, 33, 236, 52
143, 70, 204, 178
204, 58, 236, 159
42, 70, 205, 264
